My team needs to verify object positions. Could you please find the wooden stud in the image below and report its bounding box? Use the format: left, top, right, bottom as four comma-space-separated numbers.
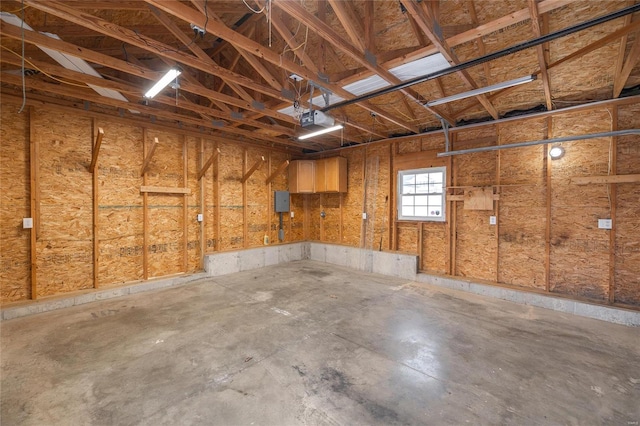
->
140, 186, 191, 194
243, 149, 248, 248
418, 222, 424, 270
88, 127, 104, 173
197, 148, 220, 180
92, 119, 100, 288
495, 145, 501, 283
445, 152, 453, 274
528, 0, 553, 110
267, 153, 272, 244
544, 117, 552, 292
320, 193, 325, 241
570, 174, 640, 185
199, 138, 205, 265
339, 193, 344, 244
450, 133, 457, 276
265, 160, 289, 185
142, 128, 149, 280
182, 135, 188, 273
215, 142, 221, 252
241, 156, 265, 183
28, 106, 39, 300
609, 106, 618, 304
140, 137, 159, 176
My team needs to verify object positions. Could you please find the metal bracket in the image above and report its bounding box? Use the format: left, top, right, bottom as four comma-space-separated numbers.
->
439, 116, 451, 152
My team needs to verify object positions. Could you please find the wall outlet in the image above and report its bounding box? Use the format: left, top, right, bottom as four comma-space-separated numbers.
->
23, 218, 33, 229
290, 211, 294, 218
598, 218, 612, 229
362, 212, 367, 219
197, 214, 203, 222
489, 216, 496, 225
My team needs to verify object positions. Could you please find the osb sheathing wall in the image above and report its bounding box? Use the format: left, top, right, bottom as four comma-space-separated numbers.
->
306, 104, 639, 308
0, 103, 301, 303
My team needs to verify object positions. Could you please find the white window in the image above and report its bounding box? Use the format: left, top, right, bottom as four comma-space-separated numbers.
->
398, 167, 446, 221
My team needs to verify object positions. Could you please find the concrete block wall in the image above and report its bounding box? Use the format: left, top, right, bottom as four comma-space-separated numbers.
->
308, 243, 418, 281
415, 274, 640, 327
204, 242, 308, 277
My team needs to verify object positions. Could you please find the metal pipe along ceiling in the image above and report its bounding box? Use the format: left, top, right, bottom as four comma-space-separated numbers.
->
435, 129, 640, 157
321, 3, 640, 113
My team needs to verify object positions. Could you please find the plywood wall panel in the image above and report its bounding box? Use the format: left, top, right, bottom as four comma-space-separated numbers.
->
420, 223, 447, 273
453, 132, 497, 281
246, 150, 269, 247
397, 224, 418, 254
97, 120, 143, 286
497, 121, 547, 289
308, 194, 321, 241
341, 149, 364, 246
0, 104, 31, 302
289, 194, 305, 241
614, 103, 640, 305
201, 140, 218, 252
218, 144, 244, 250
549, 110, 612, 301
144, 130, 185, 277
34, 110, 93, 297
322, 193, 341, 243
186, 137, 201, 271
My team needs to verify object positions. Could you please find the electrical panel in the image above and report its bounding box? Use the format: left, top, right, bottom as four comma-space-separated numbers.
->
274, 191, 290, 212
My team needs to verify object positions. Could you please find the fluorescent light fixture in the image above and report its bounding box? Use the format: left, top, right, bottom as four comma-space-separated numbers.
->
549, 146, 565, 159
298, 124, 343, 140
426, 75, 536, 107
144, 68, 181, 98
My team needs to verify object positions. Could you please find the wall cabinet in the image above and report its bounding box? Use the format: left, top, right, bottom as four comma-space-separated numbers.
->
289, 160, 315, 193
289, 157, 347, 193
315, 157, 347, 193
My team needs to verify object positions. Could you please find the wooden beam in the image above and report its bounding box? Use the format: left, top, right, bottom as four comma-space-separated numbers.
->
21, 1, 290, 105
570, 174, 640, 185
614, 31, 640, 97
88, 127, 104, 173
544, 117, 552, 292
528, 0, 553, 110
182, 136, 188, 273
140, 186, 192, 194
241, 156, 266, 183
400, 0, 499, 119
265, 160, 290, 185
198, 148, 221, 180
147, 0, 419, 134
465, 1, 492, 92
140, 137, 159, 176
364, 0, 375, 53
276, 0, 451, 129
327, 0, 366, 52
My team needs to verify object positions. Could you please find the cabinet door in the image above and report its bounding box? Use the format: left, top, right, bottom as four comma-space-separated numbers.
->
325, 157, 347, 192
315, 159, 327, 192
289, 160, 315, 193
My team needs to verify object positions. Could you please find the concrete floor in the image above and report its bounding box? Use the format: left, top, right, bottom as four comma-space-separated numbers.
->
1, 260, 639, 425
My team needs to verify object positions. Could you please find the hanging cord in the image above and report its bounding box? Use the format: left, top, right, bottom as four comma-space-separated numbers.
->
18, 0, 26, 113
242, 0, 265, 13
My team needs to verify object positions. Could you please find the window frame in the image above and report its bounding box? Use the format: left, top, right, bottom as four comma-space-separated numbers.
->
397, 166, 446, 222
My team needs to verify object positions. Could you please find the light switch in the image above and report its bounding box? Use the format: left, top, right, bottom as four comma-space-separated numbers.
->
290, 211, 295, 218
197, 214, 203, 222
23, 218, 33, 229
489, 216, 496, 225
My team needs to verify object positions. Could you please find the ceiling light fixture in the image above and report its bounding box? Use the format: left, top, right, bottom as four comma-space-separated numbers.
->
298, 125, 344, 140
549, 146, 565, 159
144, 68, 182, 98
425, 75, 537, 107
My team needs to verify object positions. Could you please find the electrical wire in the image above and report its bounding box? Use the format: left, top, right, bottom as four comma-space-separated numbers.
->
3, 4, 29, 13
242, 0, 265, 14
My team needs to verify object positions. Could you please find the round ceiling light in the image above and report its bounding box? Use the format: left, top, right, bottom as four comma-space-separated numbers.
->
549, 146, 565, 159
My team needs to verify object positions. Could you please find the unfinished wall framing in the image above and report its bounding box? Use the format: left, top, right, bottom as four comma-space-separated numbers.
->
0, 102, 303, 303
307, 99, 640, 308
